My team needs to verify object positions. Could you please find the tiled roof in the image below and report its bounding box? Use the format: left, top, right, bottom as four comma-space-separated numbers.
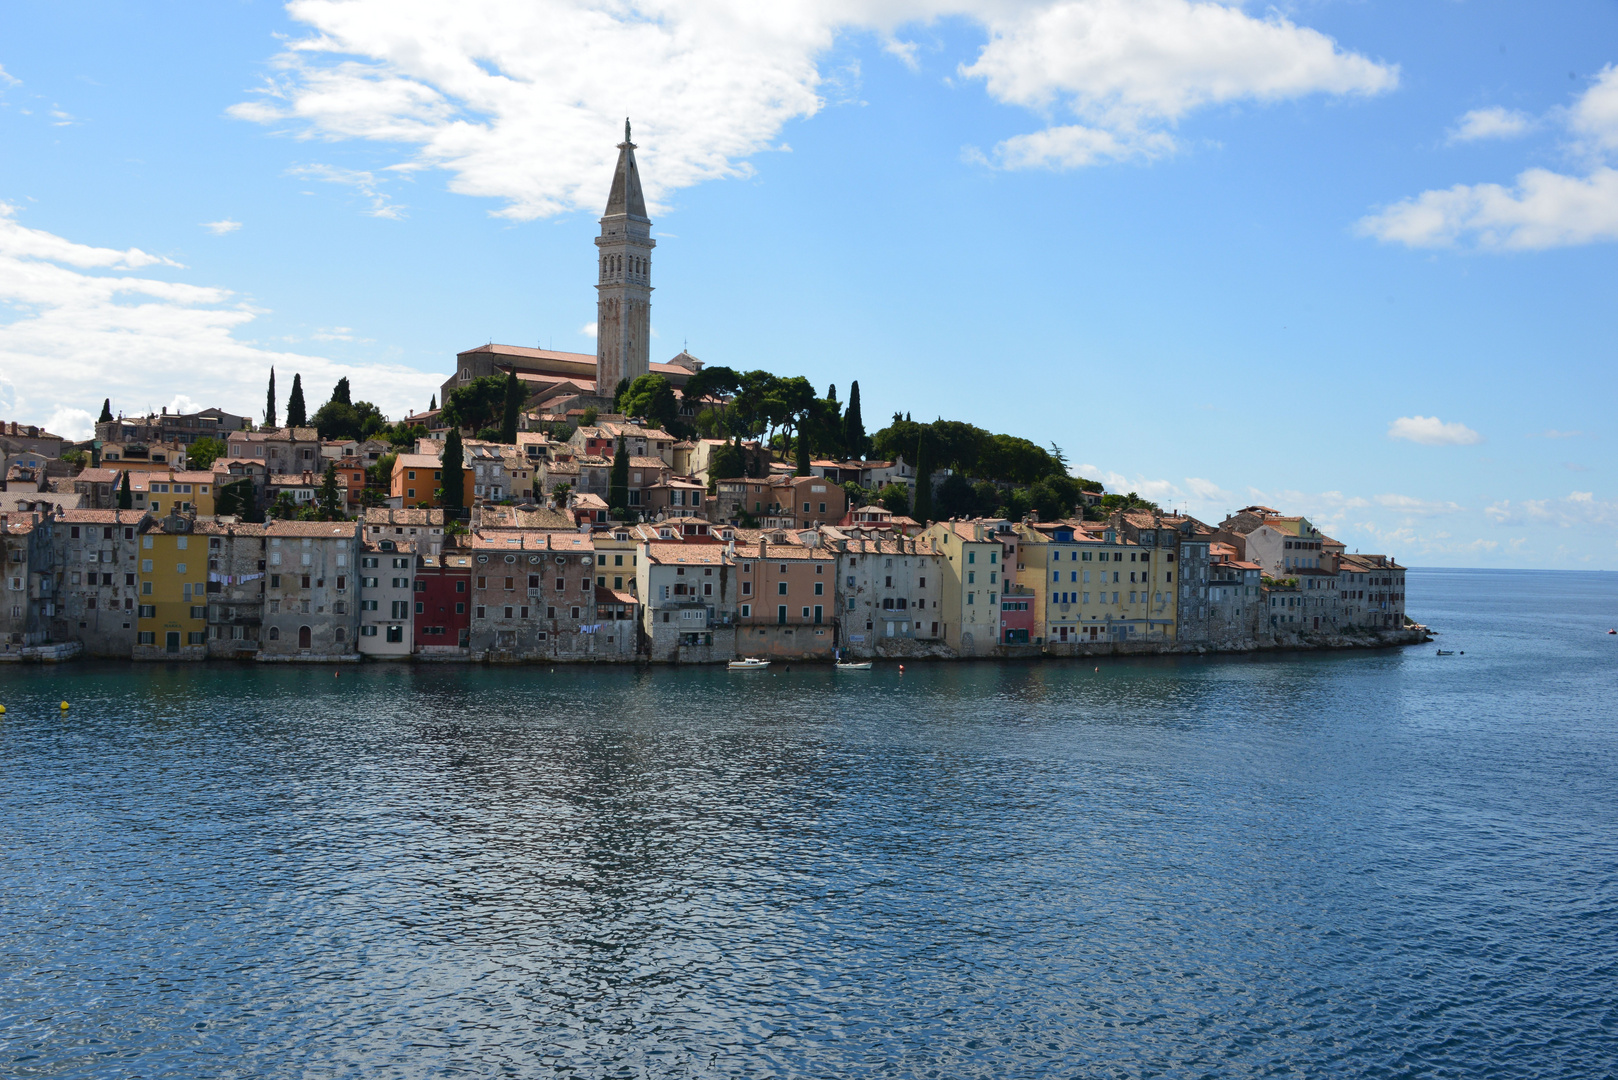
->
59, 509, 148, 524
264, 521, 360, 538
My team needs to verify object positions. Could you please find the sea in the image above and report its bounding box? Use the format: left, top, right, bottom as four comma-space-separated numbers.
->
1, 567, 1615, 1078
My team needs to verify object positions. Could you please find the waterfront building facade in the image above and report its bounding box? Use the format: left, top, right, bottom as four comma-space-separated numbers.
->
260, 521, 361, 659
358, 538, 414, 658
198, 519, 267, 659
134, 513, 209, 660
53, 510, 146, 657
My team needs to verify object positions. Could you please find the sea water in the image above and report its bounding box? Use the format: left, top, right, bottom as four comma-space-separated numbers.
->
1, 568, 1615, 1077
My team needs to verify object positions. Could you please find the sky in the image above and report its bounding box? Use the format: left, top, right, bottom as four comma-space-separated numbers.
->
1, 0, 1615, 570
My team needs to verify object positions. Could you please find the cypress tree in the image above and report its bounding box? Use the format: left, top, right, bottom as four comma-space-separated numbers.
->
912, 431, 933, 524
286, 374, 307, 428
500, 369, 523, 444
331, 377, 352, 406
795, 430, 810, 475
613, 377, 631, 413
318, 463, 343, 520
98, 398, 113, 424
430, 394, 437, 411
609, 438, 630, 517
827, 383, 837, 403
117, 471, 132, 510
844, 381, 866, 459
441, 427, 464, 510
265, 368, 278, 428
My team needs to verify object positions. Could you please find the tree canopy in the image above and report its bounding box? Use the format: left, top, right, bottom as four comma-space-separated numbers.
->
442, 376, 507, 433
285, 374, 307, 428
187, 437, 227, 471
619, 374, 678, 432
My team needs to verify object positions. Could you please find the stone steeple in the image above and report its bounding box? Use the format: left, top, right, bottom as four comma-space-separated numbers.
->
595, 118, 654, 400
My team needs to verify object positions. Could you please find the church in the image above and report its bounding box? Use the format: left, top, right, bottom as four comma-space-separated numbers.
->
439, 120, 703, 417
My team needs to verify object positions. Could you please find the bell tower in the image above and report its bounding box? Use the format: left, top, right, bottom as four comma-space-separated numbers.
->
595, 118, 654, 400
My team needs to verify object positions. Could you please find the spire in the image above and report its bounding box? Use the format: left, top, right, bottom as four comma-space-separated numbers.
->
604, 117, 649, 221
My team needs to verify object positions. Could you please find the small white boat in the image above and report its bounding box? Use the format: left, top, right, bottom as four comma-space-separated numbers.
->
728, 657, 771, 670
835, 661, 873, 671
1436, 649, 1454, 656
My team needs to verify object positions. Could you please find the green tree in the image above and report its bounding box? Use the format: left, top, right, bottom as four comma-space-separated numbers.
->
707, 440, 744, 483
841, 480, 866, 508
429, 394, 436, 411
318, 463, 344, 520
188, 436, 227, 470
286, 373, 307, 428
269, 493, 298, 520
619, 374, 678, 431
441, 427, 465, 511
60, 448, 88, 468
442, 376, 507, 433
876, 482, 909, 517
265, 368, 277, 428
843, 380, 866, 459
580, 406, 598, 427
912, 433, 934, 524
117, 471, 132, 510
608, 438, 630, 518
330, 377, 352, 406
215, 477, 255, 519
98, 398, 112, 424
500, 369, 523, 443
612, 377, 631, 413
680, 365, 741, 407
795, 430, 810, 475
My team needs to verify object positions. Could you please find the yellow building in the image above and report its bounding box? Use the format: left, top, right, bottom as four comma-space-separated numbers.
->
592, 526, 640, 596
920, 518, 1020, 657
1016, 521, 1177, 646
128, 470, 218, 517
134, 514, 209, 659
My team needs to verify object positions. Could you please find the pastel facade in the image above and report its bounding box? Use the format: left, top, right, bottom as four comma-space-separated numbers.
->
134, 514, 209, 660
827, 530, 943, 657
358, 539, 415, 657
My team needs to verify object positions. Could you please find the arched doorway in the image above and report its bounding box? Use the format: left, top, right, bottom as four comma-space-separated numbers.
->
298, 625, 312, 649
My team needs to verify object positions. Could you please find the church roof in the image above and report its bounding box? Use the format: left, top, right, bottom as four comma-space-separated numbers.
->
603, 119, 649, 221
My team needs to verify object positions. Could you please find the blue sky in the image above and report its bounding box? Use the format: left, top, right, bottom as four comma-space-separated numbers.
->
2, 0, 1616, 569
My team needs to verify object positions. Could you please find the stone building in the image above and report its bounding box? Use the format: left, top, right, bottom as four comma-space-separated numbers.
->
197, 519, 267, 659
467, 529, 600, 660
637, 530, 737, 663
824, 528, 943, 657
728, 532, 839, 661
51, 509, 148, 657
595, 119, 655, 397
363, 507, 448, 557
97, 407, 250, 447
226, 428, 321, 476
1, 510, 59, 650
260, 521, 361, 660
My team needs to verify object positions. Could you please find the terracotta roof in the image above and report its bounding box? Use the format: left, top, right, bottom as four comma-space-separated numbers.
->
58, 509, 148, 524
595, 586, 638, 606
264, 521, 360, 538
364, 507, 447, 526
645, 543, 728, 564
192, 519, 268, 536
74, 468, 122, 484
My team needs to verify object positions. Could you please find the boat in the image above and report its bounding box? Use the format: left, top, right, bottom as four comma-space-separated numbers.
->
835, 661, 874, 671
1436, 649, 1454, 656
728, 657, 771, 670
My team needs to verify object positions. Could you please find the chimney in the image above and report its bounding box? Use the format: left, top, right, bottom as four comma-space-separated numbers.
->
973, 521, 984, 542
760, 536, 769, 562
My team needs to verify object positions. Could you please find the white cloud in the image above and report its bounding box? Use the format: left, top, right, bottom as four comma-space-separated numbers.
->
1372, 493, 1464, 515
45, 406, 94, 441
0, 203, 441, 433
961, 0, 1396, 169
1358, 166, 1618, 250
980, 124, 1174, 169
202, 219, 242, 235
229, 0, 1395, 219
1570, 63, 1618, 153
579, 322, 597, 338
288, 164, 405, 219
1485, 491, 1618, 528
1447, 106, 1534, 144
1363, 66, 1618, 250
0, 64, 19, 89
1530, 428, 1584, 439
50, 107, 76, 127
1387, 415, 1483, 446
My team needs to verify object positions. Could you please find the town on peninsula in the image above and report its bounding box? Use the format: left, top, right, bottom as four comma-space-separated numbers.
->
1, 124, 1418, 665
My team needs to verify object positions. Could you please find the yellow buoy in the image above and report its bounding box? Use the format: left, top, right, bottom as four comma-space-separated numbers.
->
0, 704, 6, 714
60, 701, 70, 710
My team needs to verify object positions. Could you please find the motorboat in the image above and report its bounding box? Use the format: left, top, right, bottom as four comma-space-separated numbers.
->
1436, 649, 1454, 656
728, 657, 771, 670
835, 661, 874, 671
